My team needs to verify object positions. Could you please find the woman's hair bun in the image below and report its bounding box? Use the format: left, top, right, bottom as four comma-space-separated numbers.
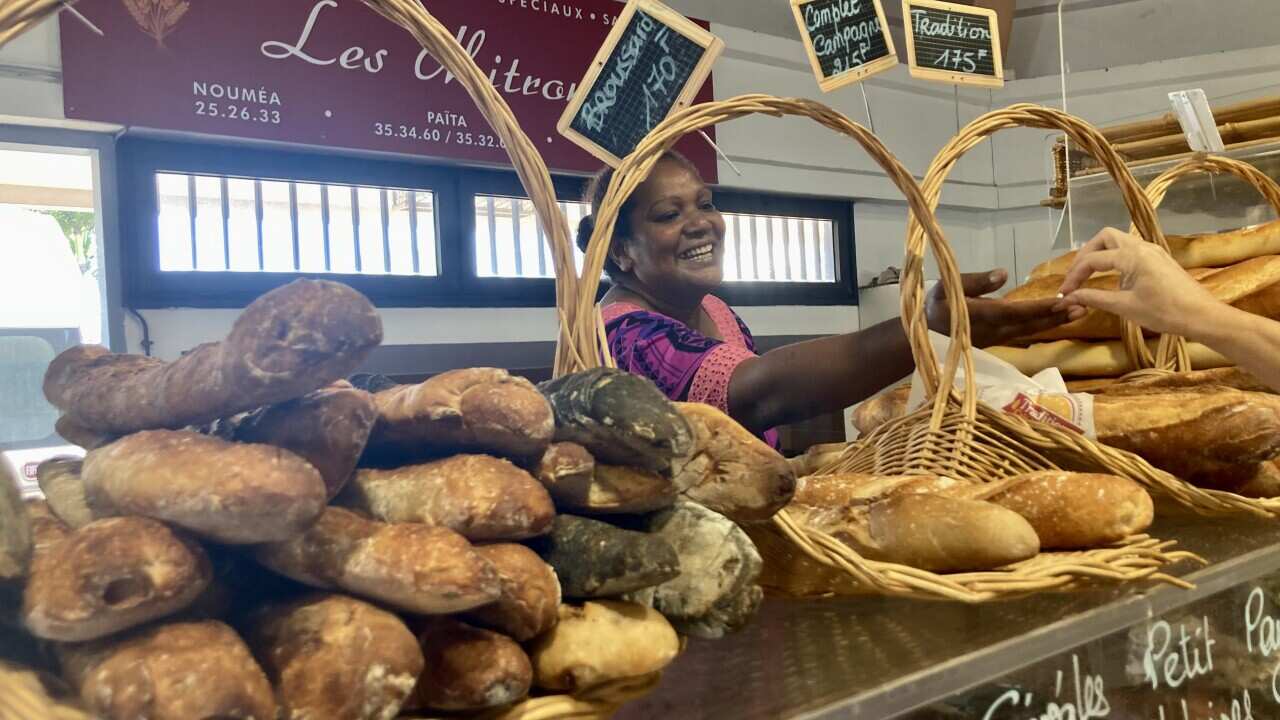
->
575, 214, 596, 255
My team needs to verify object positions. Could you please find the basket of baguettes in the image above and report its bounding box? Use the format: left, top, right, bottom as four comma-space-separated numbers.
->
0, 2, 809, 719
759, 104, 1215, 602
853, 154, 1280, 515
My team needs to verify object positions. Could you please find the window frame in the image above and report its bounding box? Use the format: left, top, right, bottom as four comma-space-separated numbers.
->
118, 136, 858, 309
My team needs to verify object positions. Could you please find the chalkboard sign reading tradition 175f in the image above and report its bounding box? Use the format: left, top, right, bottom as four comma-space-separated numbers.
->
559, 0, 724, 167
903, 0, 1004, 88
791, 0, 897, 92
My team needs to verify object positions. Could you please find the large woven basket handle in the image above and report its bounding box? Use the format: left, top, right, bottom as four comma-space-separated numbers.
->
359, 0, 578, 368
565, 94, 961, 383
0, 0, 73, 46
1125, 155, 1280, 370
907, 105, 1167, 421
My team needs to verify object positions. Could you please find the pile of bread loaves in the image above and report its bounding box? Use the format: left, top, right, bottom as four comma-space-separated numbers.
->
985, 219, 1280, 378
784, 470, 1155, 573
0, 279, 797, 720
849, 220, 1280, 501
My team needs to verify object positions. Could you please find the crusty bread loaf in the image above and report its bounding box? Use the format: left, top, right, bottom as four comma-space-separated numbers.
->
791, 494, 1040, 572
1029, 221, 1280, 278
529, 601, 679, 692
407, 618, 532, 712
338, 454, 554, 541
55, 415, 114, 450
1011, 259, 1279, 342
1094, 390, 1280, 494
788, 442, 848, 477
793, 473, 974, 506
465, 544, 560, 641
216, 386, 377, 500
673, 402, 795, 523
36, 457, 98, 529
985, 338, 1230, 378
44, 280, 381, 435
59, 620, 276, 720
982, 471, 1153, 549
1095, 366, 1273, 396
364, 368, 554, 465
244, 594, 423, 720
540, 369, 694, 474
536, 442, 678, 514
82, 430, 327, 544
534, 515, 680, 599
254, 507, 501, 615
23, 516, 210, 642
851, 385, 911, 436
0, 461, 31, 582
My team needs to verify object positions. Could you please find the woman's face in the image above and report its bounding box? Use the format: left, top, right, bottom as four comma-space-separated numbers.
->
614, 158, 725, 301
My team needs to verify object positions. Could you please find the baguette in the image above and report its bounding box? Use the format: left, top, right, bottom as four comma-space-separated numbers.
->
1011, 260, 1278, 342
1028, 220, 1280, 278
216, 386, 377, 500
985, 338, 1230, 378
338, 454, 555, 541
244, 594, 423, 720
23, 516, 210, 642
529, 601, 679, 692
59, 620, 276, 720
535, 443, 677, 514
674, 402, 795, 523
36, 457, 98, 529
82, 430, 327, 544
788, 442, 848, 477
791, 494, 1040, 572
44, 280, 382, 435
851, 385, 911, 436
254, 507, 501, 615
1096, 366, 1273, 396
408, 618, 532, 712
539, 368, 693, 474
983, 471, 1153, 549
1094, 390, 1280, 494
793, 473, 974, 506
464, 544, 560, 641
0, 461, 31, 581
55, 415, 115, 450
364, 368, 554, 465
533, 515, 679, 599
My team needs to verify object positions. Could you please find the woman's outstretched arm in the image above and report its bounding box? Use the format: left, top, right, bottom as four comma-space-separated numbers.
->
727, 269, 1069, 433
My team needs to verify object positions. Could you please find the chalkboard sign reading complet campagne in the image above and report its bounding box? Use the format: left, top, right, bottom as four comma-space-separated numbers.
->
559, 0, 724, 167
903, 0, 1004, 88
791, 0, 897, 92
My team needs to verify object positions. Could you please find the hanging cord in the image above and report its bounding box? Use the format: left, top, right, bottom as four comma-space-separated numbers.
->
1057, 0, 1076, 247
126, 307, 153, 356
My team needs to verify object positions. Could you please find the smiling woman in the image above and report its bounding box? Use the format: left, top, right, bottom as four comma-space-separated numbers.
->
578, 152, 1072, 445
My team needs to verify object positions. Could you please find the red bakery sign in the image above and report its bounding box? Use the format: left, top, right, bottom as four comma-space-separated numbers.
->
60, 0, 717, 178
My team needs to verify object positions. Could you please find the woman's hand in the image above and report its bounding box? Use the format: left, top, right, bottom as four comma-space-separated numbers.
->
926, 268, 1070, 348
1054, 228, 1220, 338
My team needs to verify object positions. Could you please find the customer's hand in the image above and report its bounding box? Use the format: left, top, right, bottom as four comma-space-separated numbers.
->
926, 269, 1070, 348
1055, 228, 1220, 338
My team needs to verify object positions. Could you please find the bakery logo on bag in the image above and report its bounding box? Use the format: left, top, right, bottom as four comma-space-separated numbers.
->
1003, 393, 1084, 434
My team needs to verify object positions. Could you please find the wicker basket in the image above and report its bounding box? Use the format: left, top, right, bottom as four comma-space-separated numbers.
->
570, 98, 1201, 602
755, 105, 1214, 601
0, 0, 75, 47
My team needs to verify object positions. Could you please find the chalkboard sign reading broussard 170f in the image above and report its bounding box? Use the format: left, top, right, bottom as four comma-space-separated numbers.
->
559, 0, 724, 167
791, 0, 897, 92
903, 0, 1004, 88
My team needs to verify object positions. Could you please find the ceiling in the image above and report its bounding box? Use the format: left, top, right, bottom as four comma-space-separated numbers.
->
659, 0, 1280, 79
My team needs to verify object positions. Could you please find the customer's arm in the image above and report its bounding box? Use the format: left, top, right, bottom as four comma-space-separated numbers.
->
1057, 227, 1280, 392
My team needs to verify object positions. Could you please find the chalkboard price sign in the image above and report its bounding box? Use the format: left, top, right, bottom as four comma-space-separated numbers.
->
791, 0, 897, 92
903, 0, 1004, 88
559, 0, 724, 167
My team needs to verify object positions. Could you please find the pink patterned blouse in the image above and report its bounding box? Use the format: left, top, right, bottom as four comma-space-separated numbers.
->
600, 295, 779, 448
